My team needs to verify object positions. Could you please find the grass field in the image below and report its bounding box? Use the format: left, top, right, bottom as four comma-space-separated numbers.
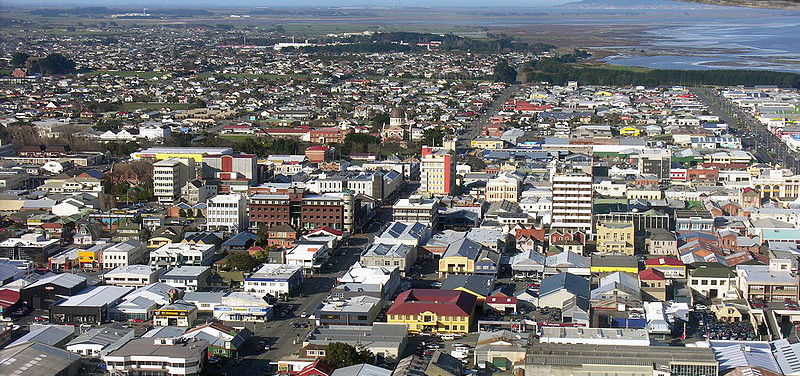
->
87, 70, 168, 79
121, 102, 195, 111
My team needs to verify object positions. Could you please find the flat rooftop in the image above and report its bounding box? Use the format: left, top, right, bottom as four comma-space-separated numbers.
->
105, 337, 208, 358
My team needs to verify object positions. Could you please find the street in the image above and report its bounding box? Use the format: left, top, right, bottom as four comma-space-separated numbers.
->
456, 83, 520, 150
693, 86, 800, 173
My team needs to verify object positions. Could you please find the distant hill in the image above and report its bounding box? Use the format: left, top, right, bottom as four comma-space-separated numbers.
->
558, 0, 800, 9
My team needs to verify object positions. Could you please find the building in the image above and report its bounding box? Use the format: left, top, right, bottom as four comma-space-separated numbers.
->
181, 179, 217, 205
471, 137, 506, 150
334, 262, 401, 300
736, 259, 798, 303
181, 322, 252, 358
646, 228, 678, 256
102, 239, 147, 270
316, 296, 383, 326
206, 193, 248, 233
159, 266, 211, 292
438, 237, 496, 278
486, 173, 521, 203
473, 330, 527, 372
688, 263, 737, 299
50, 285, 132, 325
394, 351, 464, 376
675, 210, 715, 233
152, 301, 198, 327
644, 256, 686, 278
244, 263, 304, 298
0, 232, 60, 264
550, 169, 593, 240
202, 154, 258, 190
65, 323, 135, 357
212, 293, 271, 322
104, 265, 164, 287
540, 327, 650, 346
131, 146, 232, 162
637, 149, 672, 180
387, 289, 476, 334
420, 147, 456, 195
361, 243, 416, 276
103, 337, 208, 376
538, 273, 590, 310
149, 242, 214, 267
595, 220, 635, 255
0, 342, 82, 376
392, 196, 439, 227
524, 342, 718, 376
20, 273, 87, 309
153, 158, 195, 204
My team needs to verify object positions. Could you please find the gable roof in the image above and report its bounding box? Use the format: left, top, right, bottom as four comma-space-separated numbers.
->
539, 273, 589, 299
387, 289, 476, 317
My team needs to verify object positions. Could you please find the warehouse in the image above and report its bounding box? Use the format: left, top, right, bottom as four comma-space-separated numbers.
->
50, 285, 132, 325
20, 273, 87, 309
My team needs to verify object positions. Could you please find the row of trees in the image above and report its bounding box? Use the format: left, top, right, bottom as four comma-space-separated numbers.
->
522, 57, 800, 88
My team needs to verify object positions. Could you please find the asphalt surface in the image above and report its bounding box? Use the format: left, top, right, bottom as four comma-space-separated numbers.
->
692, 86, 800, 173
456, 83, 520, 151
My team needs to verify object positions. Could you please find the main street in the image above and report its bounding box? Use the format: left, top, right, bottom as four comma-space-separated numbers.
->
693, 86, 800, 173
215, 213, 386, 376
456, 83, 520, 150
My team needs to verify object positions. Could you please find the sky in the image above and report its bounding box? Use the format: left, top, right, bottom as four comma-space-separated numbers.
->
0, 0, 574, 7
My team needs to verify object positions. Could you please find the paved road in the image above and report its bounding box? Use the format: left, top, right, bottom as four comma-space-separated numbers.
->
692, 86, 800, 173
456, 83, 520, 150
216, 213, 386, 376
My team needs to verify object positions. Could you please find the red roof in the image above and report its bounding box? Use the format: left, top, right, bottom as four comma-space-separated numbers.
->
305, 145, 330, 152
639, 268, 665, 281
0, 289, 20, 308
486, 295, 517, 305
296, 359, 333, 376
387, 289, 476, 317
308, 226, 343, 237
645, 256, 684, 267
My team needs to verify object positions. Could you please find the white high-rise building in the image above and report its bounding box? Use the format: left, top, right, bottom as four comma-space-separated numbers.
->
153, 158, 194, 204
206, 193, 248, 233
551, 169, 593, 239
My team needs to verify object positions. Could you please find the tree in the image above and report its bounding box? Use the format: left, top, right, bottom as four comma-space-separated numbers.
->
178, 209, 187, 218
10, 52, 30, 68
493, 60, 517, 83
28, 53, 76, 75
323, 343, 372, 369
225, 253, 260, 272
421, 128, 444, 147
369, 112, 389, 133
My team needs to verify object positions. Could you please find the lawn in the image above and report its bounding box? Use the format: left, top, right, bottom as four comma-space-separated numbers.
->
121, 102, 195, 111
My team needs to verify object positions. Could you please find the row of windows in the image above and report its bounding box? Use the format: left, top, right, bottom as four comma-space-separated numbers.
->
390, 314, 467, 322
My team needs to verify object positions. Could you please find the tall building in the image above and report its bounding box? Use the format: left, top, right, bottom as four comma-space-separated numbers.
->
153, 158, 194, 204
550, 167, 593, 241
420, 146, 456, 195
206, 193, 248, 233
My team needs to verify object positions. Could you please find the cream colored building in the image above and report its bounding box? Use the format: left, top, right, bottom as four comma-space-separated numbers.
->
595, 220, 635, 255
154, 158, 195, 204
486, 173, 521, 203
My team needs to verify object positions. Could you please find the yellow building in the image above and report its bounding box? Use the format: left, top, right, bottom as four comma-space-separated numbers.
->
595, 220, 635, 255
78, 249, 99, 269
387, 289, 476, 334
619, 127, 641, 137
590, 254, 639, 274
438, 238, 483, 278
470, 137, 506, 150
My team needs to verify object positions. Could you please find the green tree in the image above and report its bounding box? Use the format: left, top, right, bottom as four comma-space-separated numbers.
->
323, 342, 372, 369
421, 128, 444, 147
178, 209, 187, 218
28, 53, 76, 75
10, 52, 30, 68
369, 112, 389, 133
493, 60, 517, 83
225, 252, 260, 272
